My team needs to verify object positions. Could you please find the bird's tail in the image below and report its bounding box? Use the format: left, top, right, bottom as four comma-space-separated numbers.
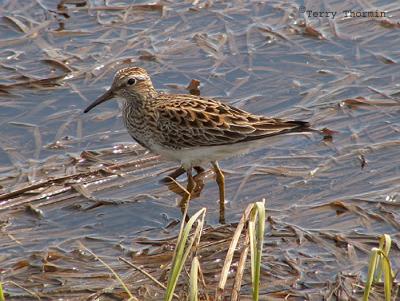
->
286, 120, 335, 141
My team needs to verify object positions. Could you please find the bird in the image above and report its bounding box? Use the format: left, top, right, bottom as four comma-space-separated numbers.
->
84, 66, 315, 223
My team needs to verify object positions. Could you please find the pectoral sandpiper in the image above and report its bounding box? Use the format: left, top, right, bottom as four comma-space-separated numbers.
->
84, 67, 314, 223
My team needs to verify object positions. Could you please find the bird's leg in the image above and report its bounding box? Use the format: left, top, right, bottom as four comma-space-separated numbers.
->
179, 168, 195, 219
161, 166, 186, 183
186, 168, 196, 195
193, 165, 206, 183
191, 166, 206, 196
193, 166, 205, 176
161, 166, 204, 186
211, 161, 225, 224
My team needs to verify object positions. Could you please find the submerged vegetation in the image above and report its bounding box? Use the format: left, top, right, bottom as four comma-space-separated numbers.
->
2, 203, 393, 300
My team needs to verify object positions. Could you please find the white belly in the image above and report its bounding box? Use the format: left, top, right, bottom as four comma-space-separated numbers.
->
151, 140, 265, 169
150, 132, 309, 169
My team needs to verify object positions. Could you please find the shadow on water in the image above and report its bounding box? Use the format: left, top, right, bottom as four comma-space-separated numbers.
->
0, 0, 399, 299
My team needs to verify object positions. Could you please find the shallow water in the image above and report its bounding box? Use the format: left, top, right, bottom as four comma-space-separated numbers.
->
0, 0, 399, 299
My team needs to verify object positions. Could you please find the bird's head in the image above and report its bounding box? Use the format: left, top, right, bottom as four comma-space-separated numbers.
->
84, 67, 157, 113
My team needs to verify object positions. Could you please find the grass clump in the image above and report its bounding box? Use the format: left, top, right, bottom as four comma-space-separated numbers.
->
165, 200, 266, 301
164, 208, 207, 301
363, 234, 394, 301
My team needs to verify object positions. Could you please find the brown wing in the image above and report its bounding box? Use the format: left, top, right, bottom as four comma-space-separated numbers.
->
154, 94, 310, 149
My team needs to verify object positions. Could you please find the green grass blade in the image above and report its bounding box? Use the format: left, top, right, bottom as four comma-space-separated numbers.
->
380, 252, 393, 301
379, 234, 393, 300
189, 257, 199, 301
375, 234, 392, 282
249, 209, 256, 283
381, 234, 394, 279
165, 208, 206, 301
363, 247, 379, 301
0, 282, 5, 301
249, 200, 266, 301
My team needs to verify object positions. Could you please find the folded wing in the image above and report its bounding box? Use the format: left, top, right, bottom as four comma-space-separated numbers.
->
155, 95, 311, 149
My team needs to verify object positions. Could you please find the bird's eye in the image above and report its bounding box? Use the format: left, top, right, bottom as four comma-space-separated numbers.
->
127, 78, 136, 86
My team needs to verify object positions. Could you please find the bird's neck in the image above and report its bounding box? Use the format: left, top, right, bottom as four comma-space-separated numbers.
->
122, 88, 158, 111
121, 90, 158, 149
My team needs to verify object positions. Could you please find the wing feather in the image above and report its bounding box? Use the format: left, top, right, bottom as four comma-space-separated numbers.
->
155, 94, 310, 149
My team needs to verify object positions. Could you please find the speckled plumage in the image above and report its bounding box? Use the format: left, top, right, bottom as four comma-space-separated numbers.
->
85, 67, 310, 166
84, 66, 313, 222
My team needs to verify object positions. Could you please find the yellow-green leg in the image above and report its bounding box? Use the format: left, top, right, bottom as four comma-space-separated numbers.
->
179, 168, 195, 217
212, 161, 225, 224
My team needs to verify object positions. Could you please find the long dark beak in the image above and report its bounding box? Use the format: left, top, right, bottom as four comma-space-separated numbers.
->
83, 89, 115, 113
